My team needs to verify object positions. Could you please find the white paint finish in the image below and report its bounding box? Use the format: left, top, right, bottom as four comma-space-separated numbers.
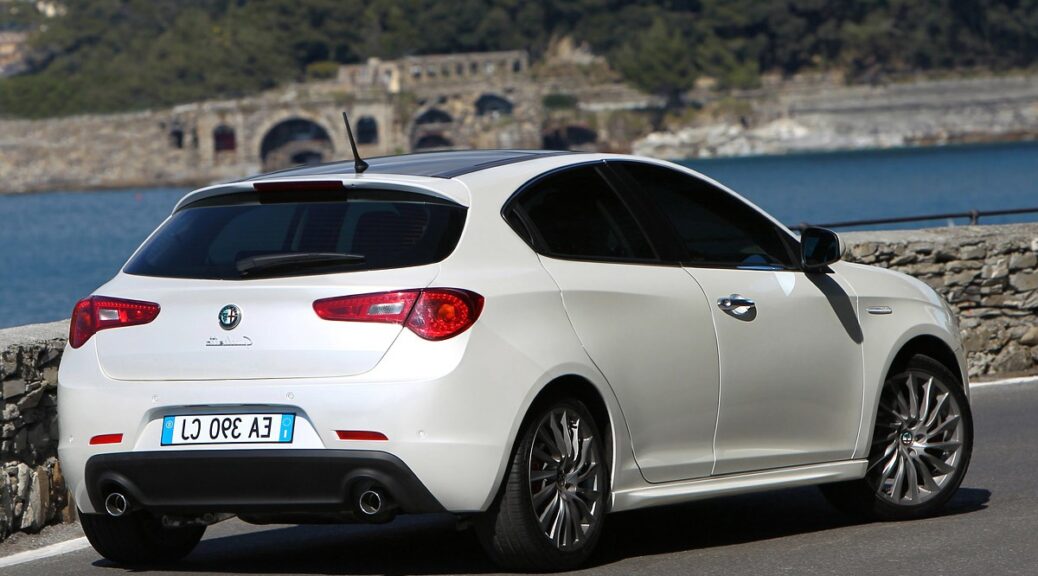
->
58, 152, 969, 528
613, 460, 867, 511
538, 257, 720, 482
0, 537, 90, 568
688, 267, 865, 475
94, 266, 439, 380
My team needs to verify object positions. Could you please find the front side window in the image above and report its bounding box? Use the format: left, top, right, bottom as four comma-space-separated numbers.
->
511, 165, 654, 262
612, 162, 796, 269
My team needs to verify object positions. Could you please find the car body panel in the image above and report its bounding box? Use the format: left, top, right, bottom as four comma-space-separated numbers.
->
58, 150, 968, 522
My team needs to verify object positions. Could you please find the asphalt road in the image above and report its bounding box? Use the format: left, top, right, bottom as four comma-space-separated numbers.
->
7, 380, 1038, 576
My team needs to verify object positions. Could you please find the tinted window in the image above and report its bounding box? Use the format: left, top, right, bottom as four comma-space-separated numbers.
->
125, 193, 465, 279
513, 165, 654, 261
614, 162, 795, 268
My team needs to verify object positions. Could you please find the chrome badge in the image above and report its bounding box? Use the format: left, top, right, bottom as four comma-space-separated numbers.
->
218, 304, 241, 330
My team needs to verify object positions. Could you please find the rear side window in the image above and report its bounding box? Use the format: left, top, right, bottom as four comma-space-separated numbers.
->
125, 192, 465, 279
510, 165, 654, 262
612, 162, 796, 269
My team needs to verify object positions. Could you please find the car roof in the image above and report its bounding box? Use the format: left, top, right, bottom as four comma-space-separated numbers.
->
245, 149, 576, 180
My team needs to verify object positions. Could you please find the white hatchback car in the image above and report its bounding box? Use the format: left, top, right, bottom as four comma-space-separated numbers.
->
59, 150, 972, 571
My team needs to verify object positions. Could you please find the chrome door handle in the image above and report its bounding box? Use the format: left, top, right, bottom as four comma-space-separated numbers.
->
717, 294, 756, 312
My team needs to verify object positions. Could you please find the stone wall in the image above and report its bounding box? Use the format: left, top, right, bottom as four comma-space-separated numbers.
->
0, 321, 71, 541
843, 224, 1038, 377
0, 224, 1035, 542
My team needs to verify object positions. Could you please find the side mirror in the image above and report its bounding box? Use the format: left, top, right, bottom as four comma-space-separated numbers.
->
801, 226, 843, 271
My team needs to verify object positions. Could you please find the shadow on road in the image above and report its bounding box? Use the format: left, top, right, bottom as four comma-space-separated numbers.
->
92, 485, 990, 574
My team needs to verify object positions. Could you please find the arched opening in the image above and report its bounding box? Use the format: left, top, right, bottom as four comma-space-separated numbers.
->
356, 116, 378, 144
475, 93, 514, 117
542, 125, 599, 151
260, 117, 334, 171
169, 128, 184, 149
413, 133, 454, 151
415, 108, 453, 125
213, 125, 236, 152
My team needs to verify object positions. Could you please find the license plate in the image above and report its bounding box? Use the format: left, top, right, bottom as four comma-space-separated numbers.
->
160, 413, 295, 446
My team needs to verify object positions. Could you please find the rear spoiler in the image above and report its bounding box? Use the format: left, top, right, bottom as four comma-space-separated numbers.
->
173, 178, 467, 213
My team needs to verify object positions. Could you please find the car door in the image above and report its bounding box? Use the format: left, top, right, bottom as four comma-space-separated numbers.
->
504, 163, 720, 482
610, 161, 865, 475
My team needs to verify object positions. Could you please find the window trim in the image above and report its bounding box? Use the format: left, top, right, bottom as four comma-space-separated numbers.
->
501, 161, 675, 266
606, 160, 804, 272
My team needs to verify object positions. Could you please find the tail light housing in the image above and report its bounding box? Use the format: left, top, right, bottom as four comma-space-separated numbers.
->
70, 296, 161, 349
314, 288, 484, 341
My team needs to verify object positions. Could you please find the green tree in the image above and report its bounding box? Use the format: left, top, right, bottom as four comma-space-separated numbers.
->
613, 18, 699, 109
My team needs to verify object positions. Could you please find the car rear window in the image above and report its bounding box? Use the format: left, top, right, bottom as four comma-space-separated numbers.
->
124, 191, 466, 279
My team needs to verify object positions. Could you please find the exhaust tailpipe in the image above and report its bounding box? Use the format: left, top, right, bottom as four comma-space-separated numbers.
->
358, 489, 383, 515
104, 492, 129, 517
354, 487, 395, 523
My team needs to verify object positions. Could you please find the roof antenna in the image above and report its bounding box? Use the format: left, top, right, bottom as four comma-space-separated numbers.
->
342, 112, 369, 174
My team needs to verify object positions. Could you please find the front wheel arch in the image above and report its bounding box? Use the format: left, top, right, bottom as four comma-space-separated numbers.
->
888, 334, 965, 390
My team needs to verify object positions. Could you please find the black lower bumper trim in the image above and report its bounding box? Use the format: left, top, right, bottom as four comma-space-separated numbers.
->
84, 449, 444, 516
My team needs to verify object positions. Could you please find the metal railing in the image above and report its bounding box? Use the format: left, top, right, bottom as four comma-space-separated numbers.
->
795, 206, 1038, 231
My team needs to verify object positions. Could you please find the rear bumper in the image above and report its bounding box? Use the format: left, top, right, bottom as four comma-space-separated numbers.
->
84, 449, 443, 517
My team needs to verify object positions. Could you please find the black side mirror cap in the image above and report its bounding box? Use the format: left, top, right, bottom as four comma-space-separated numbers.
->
800, 226, 843, 271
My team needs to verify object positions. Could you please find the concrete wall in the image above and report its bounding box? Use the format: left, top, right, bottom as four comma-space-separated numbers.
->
0, 223, 1036, 542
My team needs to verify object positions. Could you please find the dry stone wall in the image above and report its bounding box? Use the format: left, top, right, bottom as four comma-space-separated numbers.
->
843, 224, 1038, 377
0, 321, 71, 541
0, 224, 1035, 542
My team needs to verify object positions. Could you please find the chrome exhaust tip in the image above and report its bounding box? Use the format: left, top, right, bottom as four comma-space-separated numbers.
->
104, 492, 129, 517
358, 489, 383, 516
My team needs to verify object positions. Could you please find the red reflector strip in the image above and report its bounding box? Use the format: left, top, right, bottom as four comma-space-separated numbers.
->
336, 430, 388, 441
89, 433, 123, 445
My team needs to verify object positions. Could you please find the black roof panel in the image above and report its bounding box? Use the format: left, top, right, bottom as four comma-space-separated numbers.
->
247, 150, 575, 180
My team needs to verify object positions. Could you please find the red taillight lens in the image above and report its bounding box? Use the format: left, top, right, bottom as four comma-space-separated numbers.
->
313, 288, 483, 341
313, 290, 421, 323
407, 289, 484, 341
69, 296, 161, 349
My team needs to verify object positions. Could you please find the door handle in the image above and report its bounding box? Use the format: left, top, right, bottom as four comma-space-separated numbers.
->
717, 294, 756, 313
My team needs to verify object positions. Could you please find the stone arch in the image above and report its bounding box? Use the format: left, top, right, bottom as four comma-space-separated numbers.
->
356, 116, 378, 144
413, 133, 454, 151
213, 124, 236, 152
415, 108, 453, 125
542, 125, 598, 151
475, 93, 514, 117
259, 117, 334, 171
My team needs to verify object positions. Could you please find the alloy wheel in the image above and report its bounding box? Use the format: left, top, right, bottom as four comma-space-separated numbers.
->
869, 371, 965, 505
528, 407, 603, 550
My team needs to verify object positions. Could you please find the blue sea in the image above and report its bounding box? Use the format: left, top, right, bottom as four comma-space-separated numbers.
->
2, 141, 1037, 329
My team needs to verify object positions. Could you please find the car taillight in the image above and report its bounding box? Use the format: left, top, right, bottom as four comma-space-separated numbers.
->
313, 288, 484, 341
69, 296, 161, 349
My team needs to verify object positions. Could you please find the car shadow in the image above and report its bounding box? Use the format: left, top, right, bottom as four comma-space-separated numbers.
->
92, 486, 990, 575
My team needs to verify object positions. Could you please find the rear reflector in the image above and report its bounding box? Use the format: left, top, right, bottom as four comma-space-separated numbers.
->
70, 296, 161, 349
314, 288, 483, 341
336, 430, 389, 441
89, 433, 123, 445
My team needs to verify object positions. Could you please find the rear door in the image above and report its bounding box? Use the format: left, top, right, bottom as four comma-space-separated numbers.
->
96, 186, 466, 381
611, 161, 864, 475
505, 163, 720, 482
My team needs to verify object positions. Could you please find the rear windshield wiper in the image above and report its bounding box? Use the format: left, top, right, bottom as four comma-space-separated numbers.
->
236, 252, 366, 278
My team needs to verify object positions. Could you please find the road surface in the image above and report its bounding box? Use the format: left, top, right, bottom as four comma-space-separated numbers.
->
4, 379, 1036, 575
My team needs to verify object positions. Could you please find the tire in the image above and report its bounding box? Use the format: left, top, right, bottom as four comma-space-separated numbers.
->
477, 398, 608, 572
820, 354, 973, 520
80, 510, 205, 565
